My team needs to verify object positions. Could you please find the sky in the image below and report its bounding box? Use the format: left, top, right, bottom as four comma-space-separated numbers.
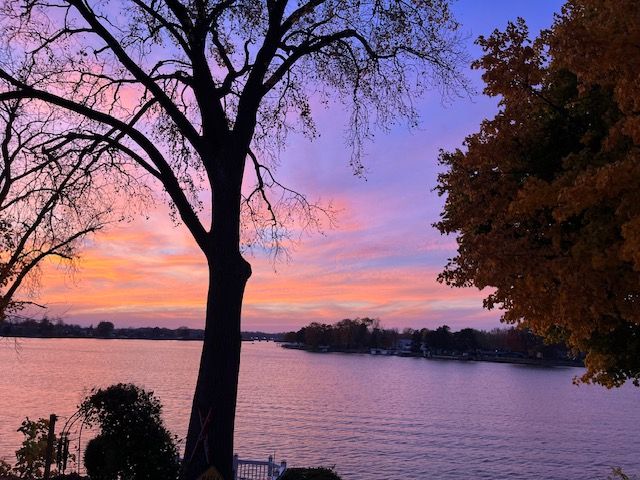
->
34, 0, 565, 332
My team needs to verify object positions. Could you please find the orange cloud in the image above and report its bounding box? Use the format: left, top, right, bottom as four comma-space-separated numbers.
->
35, 201, 498, 333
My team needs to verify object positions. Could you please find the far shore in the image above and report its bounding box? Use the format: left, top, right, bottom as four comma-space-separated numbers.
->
281, 343, 585, 368
1, 334, 277, 342
2, 318, 585, 370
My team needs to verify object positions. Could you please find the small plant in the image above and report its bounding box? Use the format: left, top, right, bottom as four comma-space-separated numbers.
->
80, 383, 180, 480
13, 417, 55, 479
0, 458, 13, 477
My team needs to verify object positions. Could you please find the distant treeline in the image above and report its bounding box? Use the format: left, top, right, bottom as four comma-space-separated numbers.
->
283, 318, 574, 360
0, 318, 283, 341
2, 317, 575, 361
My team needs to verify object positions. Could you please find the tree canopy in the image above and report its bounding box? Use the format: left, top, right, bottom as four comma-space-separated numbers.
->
435, 0, 640, 387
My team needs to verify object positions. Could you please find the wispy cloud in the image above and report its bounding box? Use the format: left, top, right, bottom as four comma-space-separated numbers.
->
32, 0, 562, 333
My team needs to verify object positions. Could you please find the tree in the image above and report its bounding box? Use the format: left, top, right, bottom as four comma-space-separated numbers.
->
0, 99, 118, 323
410, 328, 423, 353
435, 2, 640, 387
424, 325, 452, 352
280, 467, 343, 480
95, 321, 115, 338
80, 384, 180, 480
302, 322, 332, 349
453, 327, 478, 352
0, 1, 467, 476
333, 318, 372, 350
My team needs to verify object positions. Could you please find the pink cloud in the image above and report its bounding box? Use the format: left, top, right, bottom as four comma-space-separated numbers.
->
28, 0, 567, 334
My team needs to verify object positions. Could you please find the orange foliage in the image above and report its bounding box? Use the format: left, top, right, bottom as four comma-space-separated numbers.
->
436, 2, 640, 387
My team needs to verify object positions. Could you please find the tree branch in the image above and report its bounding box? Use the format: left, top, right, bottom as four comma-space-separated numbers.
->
67, 0, 203, 151
0, 74, 209, 249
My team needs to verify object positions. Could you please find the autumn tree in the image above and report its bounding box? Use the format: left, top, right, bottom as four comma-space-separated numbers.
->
436, 2, 640, 388
0, 99, 119, 323
0, 0, 467, 477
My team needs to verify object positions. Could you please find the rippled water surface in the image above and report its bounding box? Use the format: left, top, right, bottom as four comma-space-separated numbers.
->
1, 339, 639, 479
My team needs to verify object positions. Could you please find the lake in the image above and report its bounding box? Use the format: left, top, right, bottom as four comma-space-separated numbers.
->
1, 338, 638, 479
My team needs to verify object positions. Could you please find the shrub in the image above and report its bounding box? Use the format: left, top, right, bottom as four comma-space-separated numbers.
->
13, 418, 53, 479
80, 384, 179, 480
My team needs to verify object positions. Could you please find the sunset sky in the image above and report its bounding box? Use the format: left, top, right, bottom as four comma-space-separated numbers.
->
35, 0, 565, 332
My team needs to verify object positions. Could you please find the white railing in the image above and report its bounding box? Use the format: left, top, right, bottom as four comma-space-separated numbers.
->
233, 454, 287, 480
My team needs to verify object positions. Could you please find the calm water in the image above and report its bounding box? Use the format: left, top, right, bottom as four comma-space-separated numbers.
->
0, 338, 638, 479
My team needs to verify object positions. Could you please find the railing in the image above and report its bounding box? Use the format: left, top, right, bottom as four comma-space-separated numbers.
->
233, 454, 287, 480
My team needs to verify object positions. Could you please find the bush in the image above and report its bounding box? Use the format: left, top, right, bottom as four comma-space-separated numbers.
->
80, 384, 180, 480
279, 467, 343, 480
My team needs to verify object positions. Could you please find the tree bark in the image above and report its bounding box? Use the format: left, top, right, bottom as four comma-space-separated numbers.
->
182, 163, 251, 480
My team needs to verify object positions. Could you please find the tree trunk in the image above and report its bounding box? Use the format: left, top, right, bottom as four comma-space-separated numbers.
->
182, 167, 251, 480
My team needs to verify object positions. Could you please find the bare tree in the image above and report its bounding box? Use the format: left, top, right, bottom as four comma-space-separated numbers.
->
0, 98, 123, 322
0, 1, 467, 477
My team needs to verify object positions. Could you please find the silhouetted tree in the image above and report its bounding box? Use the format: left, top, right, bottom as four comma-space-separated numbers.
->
80, 384, 180, 480
424, 325, 453, 352
453, 328, 479, 352
380, 328, 399, 350
410, 329, 423, 353
333, 318, 372, 350
283, 331, 298, 343
0, 0, 467, 476
302, 322, 333, 349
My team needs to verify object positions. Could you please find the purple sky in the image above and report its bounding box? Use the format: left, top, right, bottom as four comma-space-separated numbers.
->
37, 0, 565, 332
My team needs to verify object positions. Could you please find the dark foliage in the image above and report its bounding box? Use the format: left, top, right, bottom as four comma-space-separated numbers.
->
13, 418, 52, 479
280, 467, 343, 480
80, 384, 179, 480
285, 319, 571, 359
94, 322, 114, 338
0, 317, 284, 342
284, 318, 398, 350
435, 2, 640, 387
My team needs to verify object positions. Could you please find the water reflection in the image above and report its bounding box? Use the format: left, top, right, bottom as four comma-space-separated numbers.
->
1, 339, 638, 479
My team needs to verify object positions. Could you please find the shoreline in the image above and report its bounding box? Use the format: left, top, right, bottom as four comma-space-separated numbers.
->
281, 343, 584, 368
0, 335, 276, 342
